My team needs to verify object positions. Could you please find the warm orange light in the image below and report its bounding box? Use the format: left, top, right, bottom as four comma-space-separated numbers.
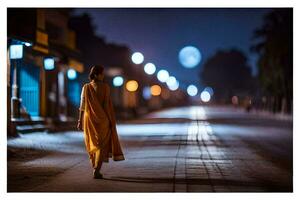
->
151, 85, 161, 96
126, 80, 138, 92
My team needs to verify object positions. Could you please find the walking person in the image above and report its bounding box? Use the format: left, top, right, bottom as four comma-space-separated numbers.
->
77, 65, 125, 179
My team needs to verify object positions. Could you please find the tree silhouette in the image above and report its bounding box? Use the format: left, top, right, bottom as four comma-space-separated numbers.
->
200, 49, 255, 102
251, 8, 293, 113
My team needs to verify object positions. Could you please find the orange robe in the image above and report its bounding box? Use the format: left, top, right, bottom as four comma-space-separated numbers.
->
82, 82, 124, 167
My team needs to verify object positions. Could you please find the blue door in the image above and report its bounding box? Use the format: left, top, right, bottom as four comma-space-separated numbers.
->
19, 63, 40, 116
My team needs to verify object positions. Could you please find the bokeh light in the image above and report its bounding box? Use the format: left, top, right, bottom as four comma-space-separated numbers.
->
113, 76, 124, 87
24, 42, 32, 47
44, 57, 55, 70
144, 63, 156, 75
157, 69, 169, 83
126, 80, 139, 92
179, 46, 201, 68
187, 84, 198, 96
201, 91, 211, 102
166, 76, 177, 87
151, 85, 162, 96
204, 86, 214, 96
143, 87, 151, 100
131, 52, 144, 64
67, 69, 77, 80
168, 80, 179, 91
9, 44, 23, 59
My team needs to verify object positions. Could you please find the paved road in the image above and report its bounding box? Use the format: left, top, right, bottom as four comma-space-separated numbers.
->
7, 106, 292, 192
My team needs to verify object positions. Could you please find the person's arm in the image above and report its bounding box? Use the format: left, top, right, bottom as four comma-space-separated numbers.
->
77, 110, 84, 130
77, 85, 85, 131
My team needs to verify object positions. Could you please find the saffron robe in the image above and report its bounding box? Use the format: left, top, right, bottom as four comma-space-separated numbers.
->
81, 81, 125, 166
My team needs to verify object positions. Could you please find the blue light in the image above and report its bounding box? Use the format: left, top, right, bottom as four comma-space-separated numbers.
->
113, 76, 124, 87
144, 63, 156, 75
201, 91, 211, 102
187, 84, 198, 96
24, 42, 32, 47
204, 87, 214, 96
179, 46, 201, 68
168, 80, 179, 91
131, 52, 144, 64
44, 58, 55, 70
9, 44, 23, 59
166, 76, 177, 87
143, 87, 151, 100
157, 69, 169, 83
67, 69, 77, 80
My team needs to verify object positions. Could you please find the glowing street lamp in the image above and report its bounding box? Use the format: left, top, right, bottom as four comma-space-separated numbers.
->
113, 76, 124, 87
44, 57, 55, 70
200, 91, 211, 102
168, 81, 179, 91
166, 76, 177, 87
204, 86, 214, 96
131, 52, 144, 64
67, 69, 77, 80
126, 80, 139, 92
157, 69, 169, 83
150, 85, 161, 96
144, 63, 156, 75
9, 44, 23, 59
187, 84, 198, 96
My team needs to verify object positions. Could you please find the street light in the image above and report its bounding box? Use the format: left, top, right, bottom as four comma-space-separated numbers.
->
200, 91, 211, 102
150, 85, 161, 96
144, 63, 156, 75
131, 52, 144, 64
157, 69, 169, 83
126, 80, 139, 92
67, 69, 77, 80
44, 57, 55, 70
113, 76, 124, 87
168, 80, 179, 91
166, 76, 177, 88
204, 86, 214, 96
9, 44, 23, 59
9, 44, 24, 118
187, 84, 198, 96
24, 42, 32, 47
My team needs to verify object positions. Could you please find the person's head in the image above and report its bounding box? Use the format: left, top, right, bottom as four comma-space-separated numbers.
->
89, 65, 105, 81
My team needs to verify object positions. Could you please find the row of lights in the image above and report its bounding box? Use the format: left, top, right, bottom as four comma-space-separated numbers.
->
112, 51, 213, 102
44, 57, 77, 80
130, 51, 212, 102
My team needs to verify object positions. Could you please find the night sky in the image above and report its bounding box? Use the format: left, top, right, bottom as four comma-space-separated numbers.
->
73, 8, 271, 88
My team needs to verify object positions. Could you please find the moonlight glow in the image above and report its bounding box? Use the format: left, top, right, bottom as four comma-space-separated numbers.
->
179, 46, 201, 68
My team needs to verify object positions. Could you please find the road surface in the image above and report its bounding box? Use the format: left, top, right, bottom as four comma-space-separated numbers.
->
7, 106, 293, 192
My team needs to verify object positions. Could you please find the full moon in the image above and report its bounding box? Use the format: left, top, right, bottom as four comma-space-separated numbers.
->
179, 46, 202, 68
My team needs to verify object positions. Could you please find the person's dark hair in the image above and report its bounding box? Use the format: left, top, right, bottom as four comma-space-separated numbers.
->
89, 65, 104, 81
